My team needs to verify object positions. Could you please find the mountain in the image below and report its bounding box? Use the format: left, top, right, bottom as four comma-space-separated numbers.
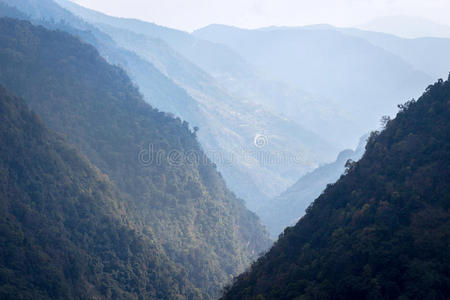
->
0, 17, 271, 298
360, 16, 450, 39
291, 24, 450, 82
334, 27, 450, 80
55, 0, 354, 149
260, 135, 368, 238
65, 2, 355, 149
89, 21, 335, 204
1, 0, 339, 208
222, 76, 450, 299
194, 24, 432, 137
0, 0, 202, 127
54, 0, 261, 81
252, 24, 450, 96
0, 85, 202, 299
54, 0, 340, 203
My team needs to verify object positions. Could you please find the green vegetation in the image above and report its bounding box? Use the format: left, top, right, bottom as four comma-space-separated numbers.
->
260, 135, 368, 238
222, 77, 450, 299
0, 85, 201, 299
0, 18, 270, 299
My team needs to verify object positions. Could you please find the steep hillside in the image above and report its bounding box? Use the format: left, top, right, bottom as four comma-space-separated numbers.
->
0, 0, 202, 132
260, 135, 368, 238
222, 77, 450, 299
0, 85, 201, 299
0, 18, 271, 298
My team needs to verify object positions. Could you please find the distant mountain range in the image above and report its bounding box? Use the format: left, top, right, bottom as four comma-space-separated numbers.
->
360, 15, 450, 39
338, 27, 450, 80
194, 24, 433, 133
284, 24, 450, 81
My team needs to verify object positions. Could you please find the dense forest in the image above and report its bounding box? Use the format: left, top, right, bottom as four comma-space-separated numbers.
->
0, 18, 271, 299
222, 77, 450, 299
0, 85, 202, 299
260, 135, 368, 238
0, 2, 449, 299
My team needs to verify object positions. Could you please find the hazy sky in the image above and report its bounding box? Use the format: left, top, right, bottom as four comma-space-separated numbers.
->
71, 0, 450, 32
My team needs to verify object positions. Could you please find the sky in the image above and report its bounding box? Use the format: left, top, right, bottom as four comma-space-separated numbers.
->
70, 0, 450, 32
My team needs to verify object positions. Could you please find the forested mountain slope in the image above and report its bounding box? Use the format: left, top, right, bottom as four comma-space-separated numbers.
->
0, 0, 202, 133
0, 85, 201, 299
222, 77, 450, 299
260, 135, 368, 238
0, 18, 271, 298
